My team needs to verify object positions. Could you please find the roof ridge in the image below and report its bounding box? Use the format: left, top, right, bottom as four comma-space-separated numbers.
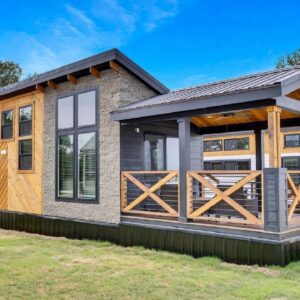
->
169, 65, 300, 94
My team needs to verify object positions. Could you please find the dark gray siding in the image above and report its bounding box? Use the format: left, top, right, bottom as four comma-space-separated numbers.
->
121, 121, 202, 171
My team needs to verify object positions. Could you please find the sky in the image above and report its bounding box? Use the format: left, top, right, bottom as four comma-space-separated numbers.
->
1, 0, 300, 89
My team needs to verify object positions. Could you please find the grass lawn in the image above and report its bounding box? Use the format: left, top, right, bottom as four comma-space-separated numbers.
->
0, 230, 299, 299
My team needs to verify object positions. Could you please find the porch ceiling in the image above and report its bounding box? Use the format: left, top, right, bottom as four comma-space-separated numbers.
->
192, 107, 300, 128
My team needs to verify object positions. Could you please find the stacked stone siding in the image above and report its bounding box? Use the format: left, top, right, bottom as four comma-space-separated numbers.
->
43, 67, 158, 223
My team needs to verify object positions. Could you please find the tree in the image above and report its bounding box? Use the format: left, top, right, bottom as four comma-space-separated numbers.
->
0, 60, 22, 87
276, 48, 300, 69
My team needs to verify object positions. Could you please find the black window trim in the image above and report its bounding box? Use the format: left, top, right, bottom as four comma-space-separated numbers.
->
224, 137, 250, 151
204, 159, 251, 171
55, 87, 99, 204
18, 139, 33, 171
18, 104, 33, 137
203, 139, 223, 152
1, 109, 14, 140
284, 134, 300, 148
143, 132, 167, 170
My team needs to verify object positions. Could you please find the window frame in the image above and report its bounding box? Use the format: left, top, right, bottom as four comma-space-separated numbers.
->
17, 103, 34, 173
204, 160, 251, 171
18, 104, 33, 137
55, 88, 99, 204
282, 156, 300, 170
18, 139, 33, 171
284, 134, 300, 148
1, 108, 14, 141
224, 137, 250, 151
203, 139, 223, 152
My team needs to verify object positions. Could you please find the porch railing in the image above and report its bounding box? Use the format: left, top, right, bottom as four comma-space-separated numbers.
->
287, 171, 300, 222
121, 171, 179, 217
186, 171, 263, 225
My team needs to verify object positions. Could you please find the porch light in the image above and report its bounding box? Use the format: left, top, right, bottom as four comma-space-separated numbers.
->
134, 127, 140, 133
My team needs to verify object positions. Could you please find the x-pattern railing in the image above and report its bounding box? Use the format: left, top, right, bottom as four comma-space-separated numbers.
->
187, 171, 262, 225
121, 171, 179, 217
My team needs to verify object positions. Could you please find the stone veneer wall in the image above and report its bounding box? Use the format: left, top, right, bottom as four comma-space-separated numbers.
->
43, 67, 157, 223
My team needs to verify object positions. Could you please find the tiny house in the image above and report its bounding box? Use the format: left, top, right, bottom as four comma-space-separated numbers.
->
0, 49, 300, 265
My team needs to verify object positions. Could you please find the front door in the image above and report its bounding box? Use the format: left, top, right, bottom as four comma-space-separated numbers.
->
0, 143, 8, 210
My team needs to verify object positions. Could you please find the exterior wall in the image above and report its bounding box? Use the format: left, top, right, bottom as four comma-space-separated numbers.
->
43, 67, 157, 223
0, 91, 44, 214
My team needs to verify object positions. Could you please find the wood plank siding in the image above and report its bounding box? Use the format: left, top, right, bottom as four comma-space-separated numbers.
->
0, 91, 44, 214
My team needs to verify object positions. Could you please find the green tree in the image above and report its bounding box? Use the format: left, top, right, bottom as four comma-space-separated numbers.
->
276, 48, 300, 69
0, 60, 22, 87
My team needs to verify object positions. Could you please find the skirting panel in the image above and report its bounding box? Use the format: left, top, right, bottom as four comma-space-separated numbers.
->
0, 211, 299, 266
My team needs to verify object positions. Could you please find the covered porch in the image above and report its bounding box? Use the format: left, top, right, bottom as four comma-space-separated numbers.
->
112, 68, 300, 234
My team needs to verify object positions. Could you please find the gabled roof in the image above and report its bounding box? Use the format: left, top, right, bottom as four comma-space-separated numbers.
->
0, 49, 169, 100
111, 66, 300, 120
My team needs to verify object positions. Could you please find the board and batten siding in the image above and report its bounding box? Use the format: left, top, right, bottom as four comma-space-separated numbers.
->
43, 67, 157, 223
0, 91, 44, 214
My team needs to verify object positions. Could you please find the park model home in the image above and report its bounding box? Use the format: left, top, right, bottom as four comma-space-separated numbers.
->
1, 49, 300, 265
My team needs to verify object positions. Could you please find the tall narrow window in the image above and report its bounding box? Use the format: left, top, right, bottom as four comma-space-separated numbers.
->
58, 135, 74, 198
1, 110, 13, 139
78, 132, 96, 199
144, 134, 165, 170
19, 139, 32, 170
56, 90, 97, 202
19, 105, 32, 136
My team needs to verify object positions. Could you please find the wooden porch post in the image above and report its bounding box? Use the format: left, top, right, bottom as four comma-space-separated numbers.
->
177, 117, 191, 222
267, 106, 281, 168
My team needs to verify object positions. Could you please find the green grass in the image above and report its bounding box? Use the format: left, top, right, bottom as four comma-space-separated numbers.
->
0, 230, 299, 299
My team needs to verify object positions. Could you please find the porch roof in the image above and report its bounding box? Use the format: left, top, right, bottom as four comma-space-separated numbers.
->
112, 66, 300, 121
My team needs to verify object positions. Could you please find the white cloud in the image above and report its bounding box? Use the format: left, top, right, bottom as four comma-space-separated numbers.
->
0, 0, 180, 76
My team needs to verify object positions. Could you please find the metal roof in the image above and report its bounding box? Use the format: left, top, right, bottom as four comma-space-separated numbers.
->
115, 66, 300, 113
0, 49, 169, 100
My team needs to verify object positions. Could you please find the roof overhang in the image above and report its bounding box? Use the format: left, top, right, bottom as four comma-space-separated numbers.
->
0, 49, 169, 100
111, 85, 282, 121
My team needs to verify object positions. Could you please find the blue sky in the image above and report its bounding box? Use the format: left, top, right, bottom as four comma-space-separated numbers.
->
1, 0, 300, 89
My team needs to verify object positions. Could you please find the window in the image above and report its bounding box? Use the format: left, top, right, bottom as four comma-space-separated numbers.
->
282, 157, 300, 170
56, 90, 98, 202
19, 105, 32, 136
204, 160, 250, 171
78, 132, 96, 199
224, 137, 249, 151
58, 96, 74, 129
284, 134, 300, 148
144, 134, 165, 170
1, 110, 13, 139
204, 140, 222, 152
19, 139, 32, 170
58, 135, 74, 198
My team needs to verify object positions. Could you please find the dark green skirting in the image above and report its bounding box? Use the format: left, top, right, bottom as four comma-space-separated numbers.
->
0, 210, 299, 266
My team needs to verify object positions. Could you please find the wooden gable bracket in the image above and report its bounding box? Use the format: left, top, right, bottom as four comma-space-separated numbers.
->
109, 60, 120, 73
35, 84, 45, 93
67, 74, 77, 85
89, 66, 101, 78
47, 80, 57, 90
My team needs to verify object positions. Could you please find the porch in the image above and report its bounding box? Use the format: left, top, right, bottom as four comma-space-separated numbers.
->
113, 67, 300, 236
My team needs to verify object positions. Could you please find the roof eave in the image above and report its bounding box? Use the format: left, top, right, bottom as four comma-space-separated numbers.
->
0, 48, 169, 100
111, 85, 282, 121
